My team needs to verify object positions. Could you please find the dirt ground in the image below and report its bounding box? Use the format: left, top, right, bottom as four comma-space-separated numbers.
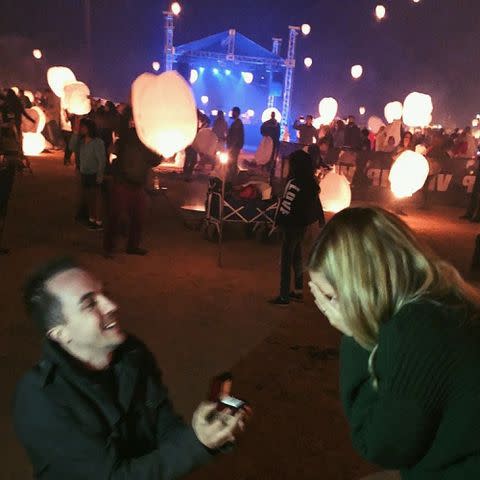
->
1, 153, 478, 479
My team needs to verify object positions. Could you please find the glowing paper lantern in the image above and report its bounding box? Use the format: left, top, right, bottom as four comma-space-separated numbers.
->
359, 106, 366, 115
312, 117, 322, 129
192, 128, 218, 158
384, 101, 403, 124
242, 72, 254, 84
152, 61, 160, 72
304, 57, 313, 68
261, 107, 282, 123
22, 106, 46, 134
171, 2, 181, 15
24, 90, 35, 103
247, 109, 255, 117
368, 116, 385, 134
389, 150, 429, 198
201, 95, 209, 105
351, 64, 363, 79
318, 97, 338, 125
301, 24, 311, 35
47, 66, 76, 98
63, 82, 91, 115
11, 86, 19, 96
23, 132, 46, 155
189, 69, 199, 84
375, 4, 386, 20
320, 171, 352, 213
255, 136, 273, 166
32, 49, 42, 59
402, 92, 433, 128
132, 71, 197, 158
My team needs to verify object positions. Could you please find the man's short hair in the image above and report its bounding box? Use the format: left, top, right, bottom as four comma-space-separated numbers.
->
232, 106, 241, 115
23, 257, 79, 333
306, 115, 314, 121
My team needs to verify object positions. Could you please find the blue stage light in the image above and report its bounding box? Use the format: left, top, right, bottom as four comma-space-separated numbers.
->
199, 67, 205, 73
225, 69, 231, 76
213, 68, 219, 75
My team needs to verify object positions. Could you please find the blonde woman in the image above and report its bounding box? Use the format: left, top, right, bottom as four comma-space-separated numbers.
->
308, 207, 480, 479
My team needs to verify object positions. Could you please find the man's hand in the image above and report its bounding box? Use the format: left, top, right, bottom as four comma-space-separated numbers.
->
192, 402, 246, 450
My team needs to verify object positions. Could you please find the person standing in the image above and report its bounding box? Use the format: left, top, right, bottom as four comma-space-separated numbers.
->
308, 207, 480, 479
226, 107, 244, 181
212, 110, 228, 147
293, 115, 317, 146
183, 109, 211, 182
14, 257, 249, 479
60, 102, 74, 166
260, 111, 281, 176
103, 109, 161, 257
70, 118, 106, 230
270, 150, 324, 306
344, 115, 362, 150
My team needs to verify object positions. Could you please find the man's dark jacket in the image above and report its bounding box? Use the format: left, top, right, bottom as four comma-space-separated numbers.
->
13, 336, 213, 479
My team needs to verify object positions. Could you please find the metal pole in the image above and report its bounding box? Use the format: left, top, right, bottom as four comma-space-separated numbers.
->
267, 38, 282, 108
163, 12, 175, 72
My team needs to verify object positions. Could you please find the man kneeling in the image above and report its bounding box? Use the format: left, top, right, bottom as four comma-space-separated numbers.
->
14, 258, 245, 479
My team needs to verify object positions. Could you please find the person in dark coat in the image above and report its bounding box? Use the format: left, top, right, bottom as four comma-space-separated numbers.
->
260, 111, 281, 175
103, 108, 161, 257
293, 115, 318, 146
14, 258, 247, 480
226, 107, 244, 181
270, 150, 324, 306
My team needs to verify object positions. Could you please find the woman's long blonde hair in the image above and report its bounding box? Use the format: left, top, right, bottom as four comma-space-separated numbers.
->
308, 207, 480, 350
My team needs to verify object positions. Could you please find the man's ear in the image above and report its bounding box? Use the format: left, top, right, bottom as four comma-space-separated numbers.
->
47, 325, 71, 344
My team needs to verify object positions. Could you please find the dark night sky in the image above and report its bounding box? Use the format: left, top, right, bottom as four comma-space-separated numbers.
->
1, 0, 479, 126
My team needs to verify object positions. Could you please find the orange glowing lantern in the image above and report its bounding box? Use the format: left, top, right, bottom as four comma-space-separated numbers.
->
320, 170, 351, 213
47, 66, 76, 98
63, 82, 91, 115
23, 132, 46, 155
132, 71, 197, 158
389, 150, 429, 198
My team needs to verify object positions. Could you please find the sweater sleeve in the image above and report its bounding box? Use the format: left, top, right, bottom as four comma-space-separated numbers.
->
340, 302, 449, 469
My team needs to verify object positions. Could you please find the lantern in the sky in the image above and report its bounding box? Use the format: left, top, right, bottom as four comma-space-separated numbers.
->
261, 107, 282, 123
47, 67, 76, 98
320, 171, 351, 213
359, 106, 366, 116
389, 150, 429, 198
318, 97, 338, 125
23, 132, 46, 156
375, 4, 386, 20
384, 101, 403, 124
32, 49, 42, 60
368, 115, 385, 134
402, 92, 433, 128
152, 61, 160, 72
351, 64, 363, 79
63, 82, 91, 115
304, 57, 313, 68
301, 24, 311, 35
171, 2, 181, 15
132, 71, 197, 158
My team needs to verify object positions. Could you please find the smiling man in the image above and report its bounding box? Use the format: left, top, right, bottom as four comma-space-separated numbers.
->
14, 258, 244, 479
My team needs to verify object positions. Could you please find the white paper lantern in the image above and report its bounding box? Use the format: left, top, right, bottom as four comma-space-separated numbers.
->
255, 136, 273, 166
351, 65, 363, 79
24, 90, 35, 103
301, 24, 311, 35
63, 82, 91, 115
171, 2, 181, 15
21, 106, 46, 134
32, 49, 42, 60
242, 72, 254, 84
320, 171, 352, 213
375, 4, 386, 20
261, 107, 282, 123
189, 69, 199, 84
192, 128, 218, 157
304, 57, 313, 68
359, 106, 366, 116
368, 115, 385, 134
402, 92, 433, 128
11, 86, 19, 96
389, 150, 429, 198
152, 61, 160, 72
384, 101, 403, 124
23, 132, 46, 155
132, 71, 197, 158
47, 67, 76, 98
318, 97, 338, 125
